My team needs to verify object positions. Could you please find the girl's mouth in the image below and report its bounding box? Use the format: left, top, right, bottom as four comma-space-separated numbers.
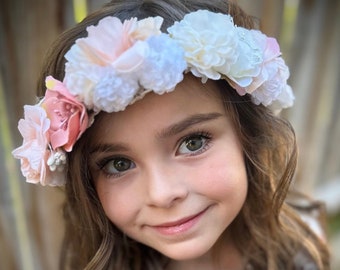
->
150, 207, 208, 236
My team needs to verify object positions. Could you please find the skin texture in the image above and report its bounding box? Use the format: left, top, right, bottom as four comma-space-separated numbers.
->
89, 75, 248, 269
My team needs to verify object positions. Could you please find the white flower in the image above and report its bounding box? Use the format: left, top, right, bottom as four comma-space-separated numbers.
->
131, 16, 163, 40
226, 28, 264, 90
138, 34, 187, 94
93, 68, 139, 112
168, 10, 239, 82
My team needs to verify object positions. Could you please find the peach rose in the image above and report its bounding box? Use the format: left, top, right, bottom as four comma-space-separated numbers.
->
43, 76, 88, 152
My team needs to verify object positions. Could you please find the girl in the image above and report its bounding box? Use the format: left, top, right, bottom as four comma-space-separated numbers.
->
13, 0, 330, 269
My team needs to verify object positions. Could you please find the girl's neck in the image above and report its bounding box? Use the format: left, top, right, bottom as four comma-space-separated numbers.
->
165, 235, 246, 270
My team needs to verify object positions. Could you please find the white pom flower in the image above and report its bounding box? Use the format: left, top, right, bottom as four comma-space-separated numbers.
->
64, 63, 102, 110
93, 69, 139, 112
138, 34, 187, 94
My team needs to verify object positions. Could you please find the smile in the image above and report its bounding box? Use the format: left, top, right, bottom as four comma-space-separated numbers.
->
150, 207, 209, 236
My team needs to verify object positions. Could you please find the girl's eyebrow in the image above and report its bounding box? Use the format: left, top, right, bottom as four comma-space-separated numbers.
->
157, 112, 223, 139
90, 142, 130, 154
90, 112, 223, 154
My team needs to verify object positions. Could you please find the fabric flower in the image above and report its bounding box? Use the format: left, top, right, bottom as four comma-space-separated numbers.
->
64, 16, 163, 111
137, 34, 187, 94
12, 105, 50, 185
43, 76, 88, 151
130, 16, 163, 40
225, 29, 265, 93
228, 30, 282, 95
251, 57, 294, 108
270, 85, 294, 110
168, 10, 239, 82
93, 68, 139, 112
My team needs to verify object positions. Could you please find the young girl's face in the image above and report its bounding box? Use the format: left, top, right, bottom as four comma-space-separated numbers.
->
89, 75, 248, 262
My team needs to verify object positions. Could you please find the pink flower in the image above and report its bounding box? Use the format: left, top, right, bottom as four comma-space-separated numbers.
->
75, 16, 144, 67
43, 76, 88, 152
64, 16, 163, 110
251, 57, 293, 107
12, 105, 50, 185
75, 16, 162, 66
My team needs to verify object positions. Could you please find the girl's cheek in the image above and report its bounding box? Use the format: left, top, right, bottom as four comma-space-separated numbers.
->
97, 182, 142, 225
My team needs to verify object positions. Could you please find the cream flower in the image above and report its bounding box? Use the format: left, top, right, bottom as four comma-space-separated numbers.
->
168, 10, 293, 109
131, 16, 163, 40
226, 29, 265, 93
168, 10, 239, 82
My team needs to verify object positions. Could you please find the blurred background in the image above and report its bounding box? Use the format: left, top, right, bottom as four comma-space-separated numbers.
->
0, 0, 339, 269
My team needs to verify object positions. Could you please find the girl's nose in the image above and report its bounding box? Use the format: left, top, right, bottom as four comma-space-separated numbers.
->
145, 164, 189, 208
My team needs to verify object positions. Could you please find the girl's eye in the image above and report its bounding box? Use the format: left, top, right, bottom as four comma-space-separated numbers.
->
99, 157, 135, 177
177, 133, 211, 155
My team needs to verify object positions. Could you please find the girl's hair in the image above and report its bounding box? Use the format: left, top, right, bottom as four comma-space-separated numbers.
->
36, 0, 330, 269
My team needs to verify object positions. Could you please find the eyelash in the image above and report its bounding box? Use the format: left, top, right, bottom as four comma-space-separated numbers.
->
96, 130, 213, 179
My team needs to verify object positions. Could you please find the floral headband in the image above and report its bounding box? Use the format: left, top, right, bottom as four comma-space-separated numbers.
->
12, 10, 294, 186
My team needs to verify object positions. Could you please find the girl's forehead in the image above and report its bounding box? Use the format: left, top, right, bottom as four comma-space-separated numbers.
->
90, 76, 225, 137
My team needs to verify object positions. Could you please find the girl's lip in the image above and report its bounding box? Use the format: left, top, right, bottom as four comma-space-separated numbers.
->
150, 207, 209, 235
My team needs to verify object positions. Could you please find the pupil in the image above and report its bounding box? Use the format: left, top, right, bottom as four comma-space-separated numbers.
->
186, 137, 202, 151
114, 159, 130, 171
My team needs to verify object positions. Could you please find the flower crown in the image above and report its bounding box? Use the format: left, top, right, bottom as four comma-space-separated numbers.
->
12, 10, 294, 186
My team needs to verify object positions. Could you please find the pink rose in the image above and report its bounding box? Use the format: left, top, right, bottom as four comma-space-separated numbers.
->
43, 76, 88, 152
12, 105, 50, 185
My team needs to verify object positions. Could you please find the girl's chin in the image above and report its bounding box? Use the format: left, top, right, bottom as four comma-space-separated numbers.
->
154, 241, 215, 262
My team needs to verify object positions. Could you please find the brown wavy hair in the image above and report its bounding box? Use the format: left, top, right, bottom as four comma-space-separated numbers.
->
36, 0, 330, 269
